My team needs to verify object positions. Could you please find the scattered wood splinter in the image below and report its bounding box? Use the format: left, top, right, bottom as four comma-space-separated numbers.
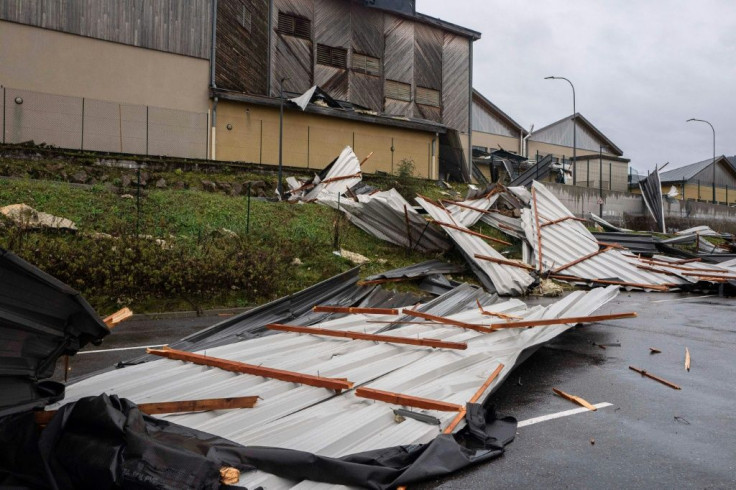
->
685, 347, 691, 372
552, 388, 597, 411
649, 348, 662, 354
629, 366, 681, 390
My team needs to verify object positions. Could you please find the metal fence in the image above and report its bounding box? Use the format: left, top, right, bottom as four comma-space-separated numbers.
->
1, 87, 208, 159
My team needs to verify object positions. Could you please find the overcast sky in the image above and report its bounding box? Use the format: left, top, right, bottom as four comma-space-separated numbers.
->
420, 0, 735, 172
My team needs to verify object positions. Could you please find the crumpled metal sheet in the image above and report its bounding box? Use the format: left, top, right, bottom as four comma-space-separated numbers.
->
480, 211, 525, 239
522, 181, 687, 290
441, 192, 501, 228
589, 212, 632, 233
416, 196, 534, 295
364, 259, 465, 282
320, 189, 451, 253
639, 165, 666, 233
303, 146, 363, 201
55, 284, 620, 489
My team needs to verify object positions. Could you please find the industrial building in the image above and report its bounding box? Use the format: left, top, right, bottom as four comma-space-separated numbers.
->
527, 113, 630, 192
0, 0, 480, 179
657, 156, 736, 205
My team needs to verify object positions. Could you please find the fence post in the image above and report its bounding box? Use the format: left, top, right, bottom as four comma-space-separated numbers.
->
682, 178, 685, 201
146, 106, 150, 156
609, 162, 612, 190
2, 87, 5, 144
80, 98, 85, 150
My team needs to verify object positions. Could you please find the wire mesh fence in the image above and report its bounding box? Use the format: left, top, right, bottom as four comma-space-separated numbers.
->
1, 87, 208, 159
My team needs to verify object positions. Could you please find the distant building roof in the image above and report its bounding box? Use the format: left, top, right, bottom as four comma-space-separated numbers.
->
472, 90, 528, 137
660, 155, 736, 183
529, 113, 623, 157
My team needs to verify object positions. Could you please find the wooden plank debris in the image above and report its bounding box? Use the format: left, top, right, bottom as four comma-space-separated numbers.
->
444, 364, 505, 434
220, 467, 240, 485
550, 274, 672, 292
312, 306, 399, 315
266, 324, 467, 350
147, 346, 353, 392
474, 253, 536, 271
35, 396, 259, 425
551, 247, 613, 274
490, 312, 637, 329
649, 347, 662, 354
403, 309, 494, 333
103, 307, 133, 328
475, 299, 522, 320
552, 388, 597, 411
685, 347, 691, 372
355, 387, 463, 412
629, 366, 681, 390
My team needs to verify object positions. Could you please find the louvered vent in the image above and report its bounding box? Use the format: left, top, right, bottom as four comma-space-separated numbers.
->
317, 44, 347, 69
278, 12, 311, 40
415, 87, 440, 107
352, 53, 380, 76
385, 80, 411, 102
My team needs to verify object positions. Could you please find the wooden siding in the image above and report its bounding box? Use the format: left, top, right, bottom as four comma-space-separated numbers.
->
313, 0, 350, 99
216, 0, 269, 94
442, 33, 470, 132
413, 23, 442, 122
270, 0, 314, 96
349, 3, 383, 111
383, 14, 413, 117
0, 0, 211, 59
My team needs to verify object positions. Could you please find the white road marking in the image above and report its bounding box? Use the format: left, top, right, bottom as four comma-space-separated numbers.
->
517, 402, 613, 428
78, 345, 164, 355
650, 295, 715, 304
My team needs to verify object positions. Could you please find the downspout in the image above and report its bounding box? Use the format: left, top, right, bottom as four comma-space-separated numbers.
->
522, 124, 534, 158
467, 39, 474, 181
267, 0, 273, 95
210, 0, 218, 160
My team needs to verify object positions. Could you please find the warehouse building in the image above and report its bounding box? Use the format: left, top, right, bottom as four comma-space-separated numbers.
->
0, 0, 480, 179
657, 156, 736, 205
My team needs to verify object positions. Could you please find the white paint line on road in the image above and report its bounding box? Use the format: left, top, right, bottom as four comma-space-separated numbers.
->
650, 295, 715, 304
78, 345, 164, 355
517, 402, 613, 428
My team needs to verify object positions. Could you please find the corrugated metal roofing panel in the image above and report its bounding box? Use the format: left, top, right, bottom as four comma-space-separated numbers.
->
54, 284, 620, 489
416, 197, 535, 295
522, 181, 688, 289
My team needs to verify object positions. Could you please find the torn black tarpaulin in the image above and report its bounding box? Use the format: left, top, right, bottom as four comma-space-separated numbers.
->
2, 394, 516, 490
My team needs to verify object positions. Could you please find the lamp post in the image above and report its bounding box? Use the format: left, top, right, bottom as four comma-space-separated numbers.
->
545, 76, 576, 185
277, 77, 288, 197
686, 118, 716, 204
599, 145, 606, 217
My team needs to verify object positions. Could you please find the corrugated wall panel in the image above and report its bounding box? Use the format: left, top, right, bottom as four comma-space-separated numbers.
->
531, 118, 607, 153
349, 4, 383, 111
472, 101, 515, 137
383, 14, 413, 117
441, 33, 469, 132
313, 0, 350, 100
0, 0, 211, 59
271, 0, 314, 96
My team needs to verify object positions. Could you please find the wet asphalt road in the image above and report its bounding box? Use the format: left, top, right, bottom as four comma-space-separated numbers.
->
57, 293, 736, 489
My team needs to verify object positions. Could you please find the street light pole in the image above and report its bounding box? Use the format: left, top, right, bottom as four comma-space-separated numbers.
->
545, 76, 576, 185
277, 77, 288, 198
686, 118, 716, 204
599, 145, 604, 217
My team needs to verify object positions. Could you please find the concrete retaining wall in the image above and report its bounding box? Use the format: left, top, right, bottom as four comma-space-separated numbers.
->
544, 182, 736, 233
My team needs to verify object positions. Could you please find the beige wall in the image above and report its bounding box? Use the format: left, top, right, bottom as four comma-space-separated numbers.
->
661, 184, 736, 205
216, 102, 438, 178
0, 20, 210, 112
471, 131, 521, 154
526, 140, 610, 161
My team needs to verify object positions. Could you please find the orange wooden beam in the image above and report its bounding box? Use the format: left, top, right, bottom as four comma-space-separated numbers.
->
266, 324, 467, 350
474, 253, 536, 271
629, 366, 681, 390
540, 215, 588, 227
551, 247, 612, 274
444, 363, 505, 434
490, 312, 637, 329
312, 306, 400, 315
429, 220, 512, 246
402, 309, 494, 333
355, 387, 464, 412
550, 274, 672, 291
147, 346, 353, 392
35, 396, 259, 425
475, 299, 522, 320
103, 307, 133, 328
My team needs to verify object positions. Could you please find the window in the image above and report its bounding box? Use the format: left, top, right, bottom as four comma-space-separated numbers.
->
352, 53, 380, 76
277, 12, 311, 40
238, 3, 251, 32
317, 44, 348, 69
415, 86, 440, 107
385, 80, 411, 102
